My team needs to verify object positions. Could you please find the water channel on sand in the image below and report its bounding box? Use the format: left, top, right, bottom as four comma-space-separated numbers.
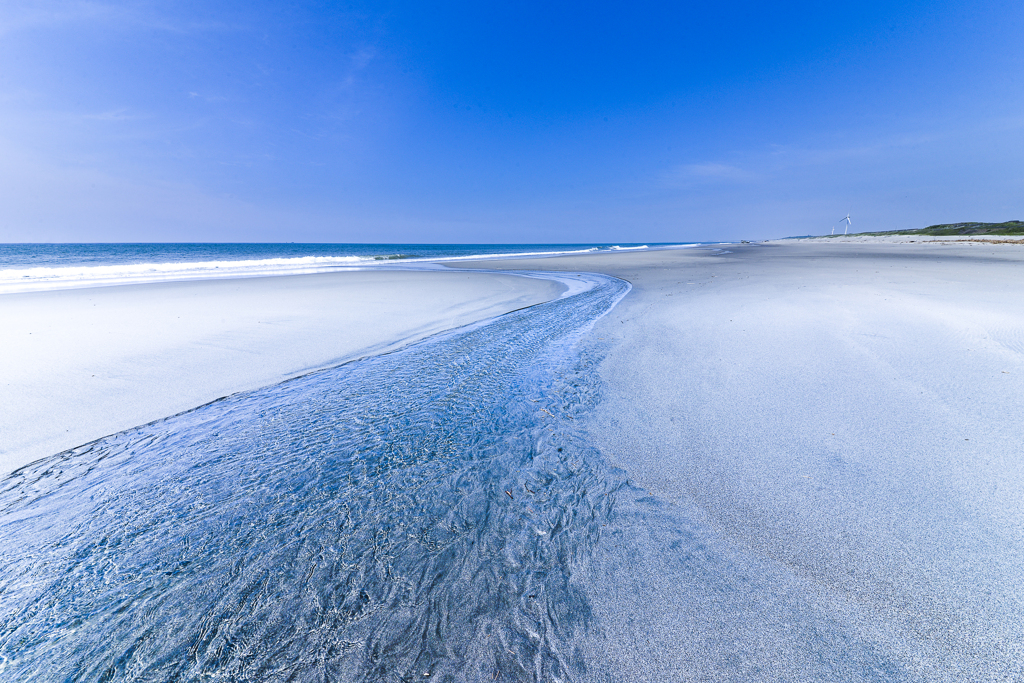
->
0, 271, 906, 682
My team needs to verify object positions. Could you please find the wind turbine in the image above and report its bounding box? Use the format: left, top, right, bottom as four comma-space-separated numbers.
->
830, 214, 852, 235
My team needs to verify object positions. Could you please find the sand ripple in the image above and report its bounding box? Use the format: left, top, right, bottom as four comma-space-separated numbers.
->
0, 274, 628, 682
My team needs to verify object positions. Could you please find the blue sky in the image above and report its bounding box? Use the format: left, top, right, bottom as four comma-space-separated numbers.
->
1, 1, 1021, 243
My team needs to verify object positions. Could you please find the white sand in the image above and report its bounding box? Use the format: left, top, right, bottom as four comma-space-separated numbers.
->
785, 233, 1024, 244
6, 241, 1023, 677
457, 241, 1024, 680
0, 269, 563, 474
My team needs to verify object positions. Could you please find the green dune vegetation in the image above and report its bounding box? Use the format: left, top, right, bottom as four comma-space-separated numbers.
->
840, 220, 1024, 238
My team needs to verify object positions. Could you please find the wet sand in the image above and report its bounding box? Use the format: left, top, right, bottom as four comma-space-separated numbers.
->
458, 241, 1024, 680
4, 240, 1022, 679
0, 269, 563, 475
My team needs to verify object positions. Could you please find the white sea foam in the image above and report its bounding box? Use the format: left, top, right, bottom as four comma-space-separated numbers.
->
0, 243, 702, 293
0, 251, 588, 294
426, 247, 602, 262
0, 256, 371, 294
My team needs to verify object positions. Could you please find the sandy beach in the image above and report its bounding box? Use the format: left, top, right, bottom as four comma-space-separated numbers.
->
796, 233, 1024, 245
0, 268, 563, 475
457, 240, 1024, 680
2, 241, 1023, 680
7, 0, 1020, 677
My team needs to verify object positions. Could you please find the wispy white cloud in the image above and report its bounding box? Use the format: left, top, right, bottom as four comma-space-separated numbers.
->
1, 105, 151, 132
0, 138, 297, 241
681, 162, 752, 179
187, 92, 229, 103
661, 126, 965, 191
350, 46, 376, 72
0, 1, 244, 37
79, 108, 136, 122
661, 162, 758, 188
0, 1, 116, 36
303, 46, 381, 133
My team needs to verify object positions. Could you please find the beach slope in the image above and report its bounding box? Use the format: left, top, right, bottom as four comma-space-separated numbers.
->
0, 269, 563, 475
460, 242, 1024, 680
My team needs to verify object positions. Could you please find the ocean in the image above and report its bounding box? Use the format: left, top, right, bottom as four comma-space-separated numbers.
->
0, 243, 689, 293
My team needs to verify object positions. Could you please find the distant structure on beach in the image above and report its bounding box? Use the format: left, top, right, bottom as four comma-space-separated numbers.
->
831, 214, 852, 235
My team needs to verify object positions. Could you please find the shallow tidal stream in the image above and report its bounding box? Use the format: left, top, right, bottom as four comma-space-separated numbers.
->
0, 271, 908, 682
0, 273, 632, 682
